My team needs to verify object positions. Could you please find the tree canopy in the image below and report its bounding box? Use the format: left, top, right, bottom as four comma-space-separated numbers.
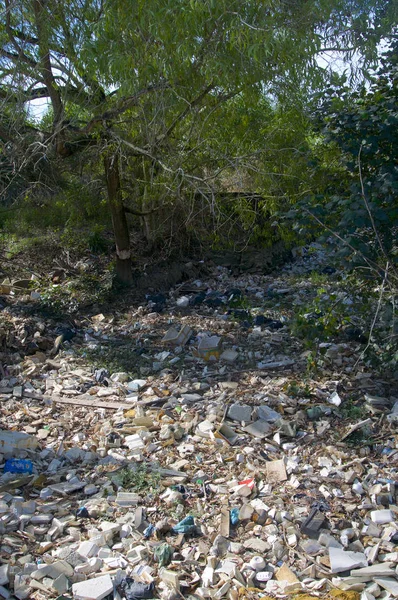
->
1, 0, 397, 281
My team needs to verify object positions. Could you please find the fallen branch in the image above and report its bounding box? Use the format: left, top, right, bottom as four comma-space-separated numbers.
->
123, 204, 162, 217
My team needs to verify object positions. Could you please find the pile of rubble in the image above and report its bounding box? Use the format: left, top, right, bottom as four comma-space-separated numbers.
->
0, 246, 397, 600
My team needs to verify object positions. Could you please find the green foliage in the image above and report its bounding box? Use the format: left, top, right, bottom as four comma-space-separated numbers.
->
289, 269, 397, 373
87, 226, 110, 254
60, 224, 110, 255
112, 464, 161, 495
284, 381, 313, 398
37, 285, 79, 317
286, 42, 398, 266
80, 343, 141, 377
291, 287, 351, 343
37, 272, 113, 317
340, 398, 366, 420
344, 426, 373, 447
1, 0, 397, 263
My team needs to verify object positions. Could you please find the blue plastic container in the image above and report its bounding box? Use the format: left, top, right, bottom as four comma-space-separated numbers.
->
4, 459, 33, 474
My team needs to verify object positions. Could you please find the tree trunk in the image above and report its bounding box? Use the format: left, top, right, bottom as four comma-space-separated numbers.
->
104, 154, 133, 285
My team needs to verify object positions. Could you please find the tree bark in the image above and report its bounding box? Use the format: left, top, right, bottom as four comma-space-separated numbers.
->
104, 154, 133, 285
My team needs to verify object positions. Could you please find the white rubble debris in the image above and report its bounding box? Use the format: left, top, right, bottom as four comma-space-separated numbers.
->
0, 243, 397, 600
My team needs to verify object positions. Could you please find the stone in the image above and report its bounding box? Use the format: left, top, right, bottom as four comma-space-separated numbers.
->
276, 563, 299, 583
164, 323, 193, 346
52, 573, 70, 594
127, 379, 147, 391
266, 459, 287, 483
0, 430, 38, 454
124, 434, 145, 451
64, 447, 86, 462
0, 584, 11, 599
13, 386, 23, 398
159, 568, 180, 590
220, 349, 239, 362
318, 533, 343, 549
75, 558, 103, 575
115, 492, 141, 506
176, 296, 189, 307
242, 420, 272, 438
84, 484, 98, 496
31, 561, 73, 580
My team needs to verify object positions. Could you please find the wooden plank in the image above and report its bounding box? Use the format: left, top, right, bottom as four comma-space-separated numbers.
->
220, 508, 230, 538
137, 397, 168, 407
50, 395, 135, 410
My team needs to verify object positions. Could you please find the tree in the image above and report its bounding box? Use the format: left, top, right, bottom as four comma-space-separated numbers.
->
1, 0, 397, 282
285, 41, 398, 273
319, 41, 398, 264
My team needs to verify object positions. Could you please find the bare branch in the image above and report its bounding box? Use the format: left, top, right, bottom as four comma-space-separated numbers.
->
165, 83, 215, 139
123, 204, 162, 216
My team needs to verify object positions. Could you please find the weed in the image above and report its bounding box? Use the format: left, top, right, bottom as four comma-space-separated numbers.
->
305, 350, 322, 376
78, 343, 142, 376
113, 464, 161, 495
228, 294, 251, 310
344, 428, 372, 447
285, 380, 312, 398
88, 226, 109, 254
340, 398, 366, 420
37, 271, 113, 317
308, 271, 329, 285
37, 285, 79, 317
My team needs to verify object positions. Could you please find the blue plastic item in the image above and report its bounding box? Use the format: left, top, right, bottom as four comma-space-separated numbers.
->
230, 507, 239, 525
172, 515, 196, 534
4, 459, 33, 474
143, 524, 155, 538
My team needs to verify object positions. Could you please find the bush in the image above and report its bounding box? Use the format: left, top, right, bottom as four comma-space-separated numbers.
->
288, 42, 398, 268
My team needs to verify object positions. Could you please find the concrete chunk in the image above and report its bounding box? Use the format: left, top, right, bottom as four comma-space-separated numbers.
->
0, 565, 9, 587
370, 510, 394, 524
116, 492, 141, 507
77, 540, 99, 559
72, 574, 113, 600
0, 430, 38, 454
374, 578, 398, 597
329, 547, 368, 574
351, 563, 395, 578
256, 405, 281, 422
227, 404, 252, 422
242, 420, 272, 438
